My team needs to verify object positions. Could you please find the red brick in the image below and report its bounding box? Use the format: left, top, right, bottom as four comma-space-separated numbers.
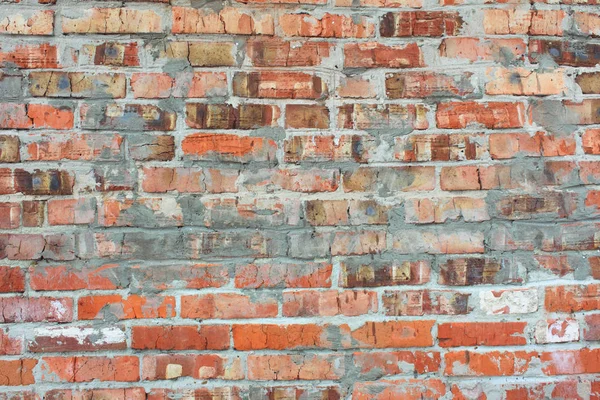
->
182, 133, 277, 163
233, 72, 327, 99
546, 284, 600, 312
185, 103, 279, 130
77, 295, 175, 320
383, 290, 471, 316
445, 350, 537, 376
405, 197, 489, 223
339, 103, 428, 130
583, 314, 600, 341
440, 38, 526, 62
583, 129, 600, 154
26, 133, 122, 161
172, 7, 274, 35
234, 261, 332, 289
392, 228, 485, 254
484, 9, 564, 35
574, 12, 600, 37
29, 264, 124, 291
0, 43, 59, 68
282, 290, 378, 316
130, 72, 227, 98
29, 325, 127, 353
343, 166, 435, 193
142, 354, 243, 380
62, 8, 163, 33
436, 101, 525, 129
344, 42, 423, 68
40, 356, 139, 382
0, 328, 22, 355
280, 13, 375, 38
381, 11, 462, 37
438, 322, 527, 347
535, 318, 579, 344
142, 167, 238, 193
0, 203, 20, 229
29, 72, 126, 98
44, 389, 146, 400
530, 39, 600, 67
353, 351, 440, 376
48, 198, 96, 225
0, 10, 53, 35
340, 259, 431, 287
247, 38, 332, 67
541, 349, 600, 375
489, 132, 576, 159
0, 359, 37, 386
247, 354, 344, 380
386, 71, 475, 98
286, 104, 330, 129
353, 379, 446, 400
81, 42, 139, 66
486, 67, 565, 95
0, 266, 25, 293
131, 325, 230, 350
0, 297, 72, 323
181, 293, 278, 319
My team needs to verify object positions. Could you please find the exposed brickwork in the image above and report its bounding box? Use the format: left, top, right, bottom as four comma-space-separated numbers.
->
1, 0, 600, 398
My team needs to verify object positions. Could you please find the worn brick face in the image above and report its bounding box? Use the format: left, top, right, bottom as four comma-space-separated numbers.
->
0, 0, 598, 397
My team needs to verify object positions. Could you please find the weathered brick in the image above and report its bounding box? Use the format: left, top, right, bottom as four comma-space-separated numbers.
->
29, 72, 126, 98
440, 37, 526, 63
62, 8, 163, 33
130, 72, 227, 98
185, 103, 279, 130
484, 9, 564, 35
0, 43, 59, 69
142, 354, 243, 380
280, 13, 374, 38
80, 103, 176, 131
78, 295, 176, 320
338, 104, 428, 130
439, 322, 527, 347
247, 38, 331, 67
436, 101, 525, 129
286, 104, 330, 129
353, 379, 446, 400
132, 325, 230, 350
40, 356, 139, 382
445, 350, 537, 376
29, 325, 127, 352
485, 68, 565, 95
181, 293, 278, 319
530, 39, 600, 67
344, 42, 423, 68
25, 133, 122, 161
0, 359, 37, 385
282, 290, 378, 316
0, 10, 53, 35
383, 290, 471, 316
386, 71, 475, 98
81, 42, 139, 66
172, 7, 274, 35
380, 11, 462, 37
0, 297, 72, 323
343, 166, 435, 193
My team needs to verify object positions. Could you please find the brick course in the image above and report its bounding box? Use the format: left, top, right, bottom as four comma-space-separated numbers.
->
1, 0, 600, 398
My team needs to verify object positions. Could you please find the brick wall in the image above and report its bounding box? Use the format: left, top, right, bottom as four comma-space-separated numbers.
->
0, 0, 600, 398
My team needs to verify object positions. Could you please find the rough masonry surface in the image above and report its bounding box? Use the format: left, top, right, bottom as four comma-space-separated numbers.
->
0, 0, 600, 398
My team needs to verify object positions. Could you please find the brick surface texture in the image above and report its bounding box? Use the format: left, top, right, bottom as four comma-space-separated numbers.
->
0, 0, 600, 398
